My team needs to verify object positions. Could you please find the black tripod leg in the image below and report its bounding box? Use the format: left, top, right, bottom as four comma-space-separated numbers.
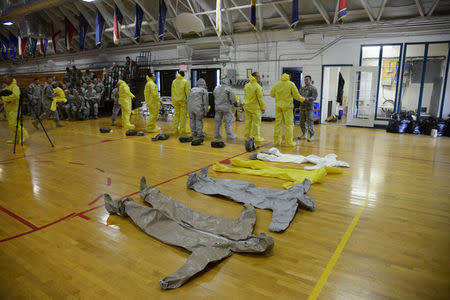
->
20, 99, 24, 147
13, 98, 21, 154
32, 106, 54, 147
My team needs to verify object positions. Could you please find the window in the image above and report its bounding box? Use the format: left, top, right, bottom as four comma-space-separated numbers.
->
361, 45, 401, 119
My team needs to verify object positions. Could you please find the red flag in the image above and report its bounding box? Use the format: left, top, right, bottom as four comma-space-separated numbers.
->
52, 24, 61, 54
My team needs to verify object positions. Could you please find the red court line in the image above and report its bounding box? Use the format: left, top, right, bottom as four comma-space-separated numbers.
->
0, 205, 38, 230
88, 194, 103, 206
107, 177, 112, 186
96, 168, 105, 173
77, 214, 91, 220
69, 162, 86, 166
0, 213, 76, 243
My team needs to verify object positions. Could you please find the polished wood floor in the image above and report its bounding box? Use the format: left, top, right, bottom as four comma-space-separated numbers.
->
0, 113, 449, 299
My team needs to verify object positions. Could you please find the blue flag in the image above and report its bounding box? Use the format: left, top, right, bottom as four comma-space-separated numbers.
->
79, 14, 89, 50
96, 10, 105, 47
42, 39, 48, 57
1, 34, 9, 60
31, 38, 37, 56
9, 32, 17, 60
134, 4, 144, 43
250, 0, 256, 30
158, 0, 167, 41
291, 0, 299, 29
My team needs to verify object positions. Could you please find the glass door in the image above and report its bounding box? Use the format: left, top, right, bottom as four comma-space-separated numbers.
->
347, 67, 378, 127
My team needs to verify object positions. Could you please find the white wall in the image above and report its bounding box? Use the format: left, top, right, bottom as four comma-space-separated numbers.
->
1, 31, 450, 120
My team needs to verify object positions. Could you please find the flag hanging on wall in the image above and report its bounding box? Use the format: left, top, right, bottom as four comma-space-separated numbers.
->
65, 18, 75, 51
18, 35, 27, 58
113, 5, 123, 45
291, 0, 299, 29
337, 0, 347, 24
250, 0, 256, 30
134, 4, 143, 43
96, 10, 105, 47
40, 38, 48, 56
79, 14, 88, 50
1, 34, 9, 60
52, 24, 61, 54
215, 0, 222, 37
9, 32, 17, 59
158, 0, 167, 41
31, 38, 37, 56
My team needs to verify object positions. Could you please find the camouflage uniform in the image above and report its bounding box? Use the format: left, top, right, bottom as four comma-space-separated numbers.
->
39, 82, 59, 123
84, 88, 99, 118
299, 84, 318, 137
110, 87, 121, 125
27, 83, 41, 119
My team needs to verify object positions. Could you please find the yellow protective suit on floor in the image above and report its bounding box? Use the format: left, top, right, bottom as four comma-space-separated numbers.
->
144, 76, 161, 133
118, 80, 135, 130
270, 74, 304, 147
1, 79, 29, 144
244, 75, 265, 142
171, 73, 190, 135
212, 158, 342, 189
50, 87, 68, 111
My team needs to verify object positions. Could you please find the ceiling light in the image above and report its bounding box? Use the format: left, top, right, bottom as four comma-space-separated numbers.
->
82, 0, 95, 2
3, 21, 13, 26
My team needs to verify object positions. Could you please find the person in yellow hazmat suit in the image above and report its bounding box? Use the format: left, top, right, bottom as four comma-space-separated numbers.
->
144, 72, 161, 133
243, 72, 265, 142
50, 83, 68, 112
270, 73, 305, 147
171, 71, 190, 135
117, 80, 135, 130
0, 75, 29, 144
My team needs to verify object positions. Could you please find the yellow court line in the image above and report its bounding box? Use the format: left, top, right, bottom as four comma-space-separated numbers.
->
307, 181, 377, 300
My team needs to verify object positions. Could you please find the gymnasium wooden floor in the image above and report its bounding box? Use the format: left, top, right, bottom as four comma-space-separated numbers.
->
0, 114, 449, 299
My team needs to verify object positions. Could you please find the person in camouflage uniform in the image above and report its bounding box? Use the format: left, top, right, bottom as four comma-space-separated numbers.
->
28, 78, 42, 127
298, 75, 318, 142
84, 84, 99, 119
110, 87, 121, 126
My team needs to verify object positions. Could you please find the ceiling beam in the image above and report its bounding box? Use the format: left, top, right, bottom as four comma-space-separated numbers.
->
377, 0, 389, 21
229, 0, 251, 27
257, 0, 264, 31
164, 0, 183, 39
414, 0, 425, 16
333, 0, 339, 24
427, 0, 440, 16
359, 0, 375, 22
223, 0, 234, 34
312, 0, 331, 24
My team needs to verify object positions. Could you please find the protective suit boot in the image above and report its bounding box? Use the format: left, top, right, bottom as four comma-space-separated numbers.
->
286, 141, 297, 147
254, 136, 265, 142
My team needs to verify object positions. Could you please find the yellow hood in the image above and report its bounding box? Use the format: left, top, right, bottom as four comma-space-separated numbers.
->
10, 79, 17, 86
249, 75, 257, 83
176, 73, 184, 79
281, 73, 290, 81
146, 75, 153, 82
118, 80, 126, 86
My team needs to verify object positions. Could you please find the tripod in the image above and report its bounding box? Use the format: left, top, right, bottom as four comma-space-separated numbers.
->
14, 97, 54, 153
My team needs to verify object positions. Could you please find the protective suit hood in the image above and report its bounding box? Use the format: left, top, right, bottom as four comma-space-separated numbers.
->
146, 75, 151, 82
249, 75, 257, 83
176, 73, 184, 79
10, 79, 17, 86
221, 75, 231, 85
118, 79, 126, 86
197, 78, 207, 89
281, 73, 290, 81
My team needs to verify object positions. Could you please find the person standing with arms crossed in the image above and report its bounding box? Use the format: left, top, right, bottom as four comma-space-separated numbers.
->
244, 72, 265, 142
298, 75, 318, 142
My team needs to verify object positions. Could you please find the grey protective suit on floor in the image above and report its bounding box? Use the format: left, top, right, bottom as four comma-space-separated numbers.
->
187, 168, 315, 232
110, 88, 121, 124
213, 76, 236, 139
27, 83, 41, 119
104, 177, 273, 290
187, 78, 209, 137
39, 82, 59, 123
